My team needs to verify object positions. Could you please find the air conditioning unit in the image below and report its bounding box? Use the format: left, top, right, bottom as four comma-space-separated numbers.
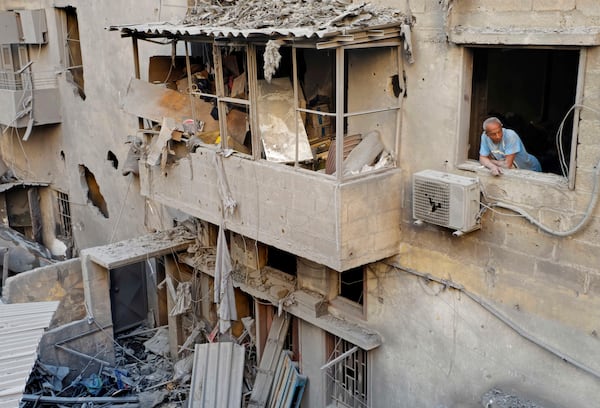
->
412, 170, 481, 235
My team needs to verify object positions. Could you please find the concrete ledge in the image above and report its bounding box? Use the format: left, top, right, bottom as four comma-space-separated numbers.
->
449, 27, 600, 45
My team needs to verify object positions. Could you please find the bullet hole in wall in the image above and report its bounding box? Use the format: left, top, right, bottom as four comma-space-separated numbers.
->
106, 151, 118, 169
79, 164, 109, 218
60, 151, 65, 161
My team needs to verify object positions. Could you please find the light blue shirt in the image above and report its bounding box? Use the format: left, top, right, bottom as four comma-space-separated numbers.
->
479, 128, 542, 172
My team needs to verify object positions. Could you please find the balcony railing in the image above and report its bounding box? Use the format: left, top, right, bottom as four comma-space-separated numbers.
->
0, 65, 61, 128
0, 68, 57, 91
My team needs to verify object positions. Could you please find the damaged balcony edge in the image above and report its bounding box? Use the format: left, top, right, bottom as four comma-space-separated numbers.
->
178, 252, 382, 351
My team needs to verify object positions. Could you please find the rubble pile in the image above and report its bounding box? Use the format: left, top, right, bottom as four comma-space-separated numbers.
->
22, 319, 262, 407
23, 326, 187, 407
185, 0, 411, 30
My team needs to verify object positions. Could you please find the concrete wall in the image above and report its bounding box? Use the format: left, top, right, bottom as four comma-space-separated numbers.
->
140, 150, 402, 271
2, 258, 84, 327
0, 0, 189, 250
1, 0, 599, 406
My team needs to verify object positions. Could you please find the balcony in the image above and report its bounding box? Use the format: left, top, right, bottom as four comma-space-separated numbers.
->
139, 149, 402, 271
0, 69, 61, 128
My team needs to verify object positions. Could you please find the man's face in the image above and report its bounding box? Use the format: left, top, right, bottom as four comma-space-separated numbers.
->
485, 123, 503, 143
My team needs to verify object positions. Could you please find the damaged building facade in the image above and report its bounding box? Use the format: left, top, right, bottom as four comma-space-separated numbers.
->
1, 0, 600, 407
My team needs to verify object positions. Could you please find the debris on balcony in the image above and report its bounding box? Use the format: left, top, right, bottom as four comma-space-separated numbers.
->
184, 0, 410, 33
257, 78, 313, 163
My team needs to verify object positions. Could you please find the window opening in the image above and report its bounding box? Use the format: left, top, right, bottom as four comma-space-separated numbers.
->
339, 267, 364, 305
63, 6, 85, 99
266, 246, 297, 276
56, 191, 72, 239
326, 334, 369, 408
215, 45, 253, 155
468, 48, 579, 176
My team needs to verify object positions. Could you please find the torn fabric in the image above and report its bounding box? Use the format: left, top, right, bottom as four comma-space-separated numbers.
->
169, 281, 192, 316
214, 224, 238, 333
213, 153, 237, 217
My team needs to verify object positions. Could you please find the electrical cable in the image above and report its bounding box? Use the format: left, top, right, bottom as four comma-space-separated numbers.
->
384, 262, 600, 382
487, 157, 600, 237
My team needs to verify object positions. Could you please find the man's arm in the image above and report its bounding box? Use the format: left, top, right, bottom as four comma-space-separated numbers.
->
488, 153, 516, 169
479, 155, 503, 176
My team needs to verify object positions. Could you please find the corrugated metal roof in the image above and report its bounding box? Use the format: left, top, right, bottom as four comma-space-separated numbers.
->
111, 21, 404, 41
0, 181, 48, 194
0, 301, 59, 408
189, 342, 245, 407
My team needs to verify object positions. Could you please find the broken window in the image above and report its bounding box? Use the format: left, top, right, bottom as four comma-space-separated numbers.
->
57, 6, 85, 99
325, 334, 369, 408
339, 267, 364, 306
468, 47, 580, 178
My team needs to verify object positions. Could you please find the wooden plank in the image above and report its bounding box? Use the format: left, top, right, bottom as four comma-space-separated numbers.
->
122, 77, 220, 129
248, 313, 290, 408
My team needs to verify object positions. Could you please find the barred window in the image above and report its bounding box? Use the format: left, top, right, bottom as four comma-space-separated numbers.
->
57, 191, 72, 238
326, 335, 369, 408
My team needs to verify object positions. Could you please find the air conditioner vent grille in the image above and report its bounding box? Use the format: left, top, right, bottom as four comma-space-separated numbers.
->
413, 179, 450, 225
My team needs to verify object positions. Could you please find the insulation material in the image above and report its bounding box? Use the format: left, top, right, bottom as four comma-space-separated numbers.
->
263, 40, 282, 83
214, 225, 238, 334
257, 78, 313, 163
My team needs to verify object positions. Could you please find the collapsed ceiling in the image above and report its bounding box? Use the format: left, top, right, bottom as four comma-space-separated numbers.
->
184, 0, 412, 31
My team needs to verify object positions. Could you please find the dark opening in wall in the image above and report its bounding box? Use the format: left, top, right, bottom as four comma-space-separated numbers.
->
340, 267, 364, 305
106, 151, 118, 169
60, 6, 85, 99
79, 165, 109, 218
266, 246, 297, 276
469, 48, 579, 175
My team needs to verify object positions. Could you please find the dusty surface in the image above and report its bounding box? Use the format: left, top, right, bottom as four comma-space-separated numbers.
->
481, 388, 551, 408
185, 0, 411, 30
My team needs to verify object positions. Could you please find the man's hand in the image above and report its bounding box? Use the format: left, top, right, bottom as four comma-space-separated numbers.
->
490, 165, 503, 176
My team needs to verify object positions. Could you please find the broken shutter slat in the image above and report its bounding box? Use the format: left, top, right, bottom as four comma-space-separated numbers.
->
248, 313, 290, 408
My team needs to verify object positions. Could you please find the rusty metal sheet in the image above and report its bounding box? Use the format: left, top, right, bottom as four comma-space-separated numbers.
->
121, 78, 219, 130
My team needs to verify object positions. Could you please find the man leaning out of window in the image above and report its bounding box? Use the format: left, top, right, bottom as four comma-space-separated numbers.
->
479, 116, 542, 176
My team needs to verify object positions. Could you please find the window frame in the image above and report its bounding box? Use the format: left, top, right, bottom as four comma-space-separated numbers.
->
181, 38, 404, 182
325, 334, 370, 408
328, 267, 366, 319
457, 46, 586, 190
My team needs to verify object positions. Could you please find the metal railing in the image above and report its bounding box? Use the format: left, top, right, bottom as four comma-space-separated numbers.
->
0, 66, 57, 91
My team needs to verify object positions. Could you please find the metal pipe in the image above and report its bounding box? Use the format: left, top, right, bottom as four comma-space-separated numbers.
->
21, 394, 139, 404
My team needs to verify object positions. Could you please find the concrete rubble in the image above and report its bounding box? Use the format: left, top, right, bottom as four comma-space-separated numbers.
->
185, 0, 410, 31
